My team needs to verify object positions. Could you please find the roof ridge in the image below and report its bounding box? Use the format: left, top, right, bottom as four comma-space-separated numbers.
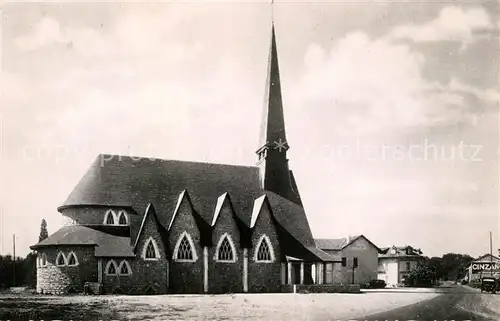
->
97, 153, 258, 169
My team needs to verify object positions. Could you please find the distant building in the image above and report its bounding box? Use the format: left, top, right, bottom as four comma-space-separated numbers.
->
315, 235, 380, 285
377, 245, 424, 287
465, 254, 500, 282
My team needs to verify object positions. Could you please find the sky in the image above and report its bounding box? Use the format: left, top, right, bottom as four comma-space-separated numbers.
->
1, 0, 499, 258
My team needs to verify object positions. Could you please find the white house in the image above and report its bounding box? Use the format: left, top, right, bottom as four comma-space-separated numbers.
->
377, 245, 424, 287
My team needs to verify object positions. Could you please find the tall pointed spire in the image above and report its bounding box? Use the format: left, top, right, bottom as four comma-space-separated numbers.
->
258, 21, 288, 151
256, 18, 301, 205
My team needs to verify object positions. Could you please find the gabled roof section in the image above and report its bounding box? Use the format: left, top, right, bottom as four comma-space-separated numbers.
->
315, 235, 380, 252
134, 203, 159, 250
169, 190, 189, 230
250, 195, 268, 229
475, 254, 500, 262
211, 192, 230, 226
167, 189, 213, 246
132, 203, 171, 258
30, 225, 135, 257
212, 192, 252, 248
265, 191, 315, 247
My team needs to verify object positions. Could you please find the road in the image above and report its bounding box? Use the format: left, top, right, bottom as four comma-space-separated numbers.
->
360, 284, 498, 321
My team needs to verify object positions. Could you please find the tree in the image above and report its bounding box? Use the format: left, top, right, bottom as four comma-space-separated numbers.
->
426, 256, 444, 282
39, 219, 48, 242
22, 252, 37, 288
440, 253, 474, 281
405, 262, 434, 287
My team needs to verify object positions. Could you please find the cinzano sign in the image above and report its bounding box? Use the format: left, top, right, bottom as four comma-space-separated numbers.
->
471, 262, 500, 273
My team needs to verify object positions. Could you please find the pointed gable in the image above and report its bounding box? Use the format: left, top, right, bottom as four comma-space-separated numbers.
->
168, 190, 212, 246
211, 193, 251, 248
133, 203, 169, 258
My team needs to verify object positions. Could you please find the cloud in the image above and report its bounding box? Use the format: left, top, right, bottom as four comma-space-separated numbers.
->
15, 17, 66, 51
293, 6, 497, 136
295, 32, 437, 134
387, 6, 492, 46
13, 6, 203, 62
447, 78, 500, 103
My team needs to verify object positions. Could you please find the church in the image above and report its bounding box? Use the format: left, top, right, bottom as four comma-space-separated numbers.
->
30, 23, 337, 295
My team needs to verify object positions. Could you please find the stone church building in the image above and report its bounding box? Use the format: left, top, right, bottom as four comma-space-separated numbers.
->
31, 24, 336, 295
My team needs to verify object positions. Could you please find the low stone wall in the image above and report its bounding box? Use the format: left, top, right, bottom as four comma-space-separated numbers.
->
37, 265, 81, 294
280, 284, 361, 293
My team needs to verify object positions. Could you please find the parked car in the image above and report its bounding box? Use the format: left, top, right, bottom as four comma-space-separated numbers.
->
480, 277, 497, 294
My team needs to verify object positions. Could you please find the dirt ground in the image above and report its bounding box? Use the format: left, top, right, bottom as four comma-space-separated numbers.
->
1, 292, 440, 321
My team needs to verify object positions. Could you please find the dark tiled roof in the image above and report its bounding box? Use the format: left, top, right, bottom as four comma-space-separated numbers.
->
265, 191, 314, 247
61, 155, 262, 239
378, 245, 424, 258
474, 254, 500, 262
31, 225, 135, 257
315, 238, 352, 251
315, 235, 380, 252
59, 154, 323, 259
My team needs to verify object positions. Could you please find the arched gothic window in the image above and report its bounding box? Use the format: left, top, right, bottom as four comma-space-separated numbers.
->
141, 237, 160, 261
173, 231, 197, 262
40, 253, 47, 267
67, 251, 78, 266
105, 260, 118, 275
118, 260, 132, 276
104, 210, 116, 225
118, 210, 128, 225
56, 252, 67, 266
215, 233, 237, 263
254, 234, 275, 263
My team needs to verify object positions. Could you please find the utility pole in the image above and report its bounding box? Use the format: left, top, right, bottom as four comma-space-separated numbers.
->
13, 234, 16, 287
490, 231, 493, 277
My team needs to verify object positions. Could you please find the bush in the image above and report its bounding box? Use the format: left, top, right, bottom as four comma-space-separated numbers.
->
368, 279, 386, 289
404, 263, 434, 287
141, 285, 156, 295
66, 285, 79, 294
112, 287, 123, 295
469, 279, 481, 288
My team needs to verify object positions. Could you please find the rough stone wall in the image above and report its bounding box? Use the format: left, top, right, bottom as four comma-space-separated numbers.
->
248, 200, 281, 292
101, 259, 135, 294
168, 197, 204, 294
36, 246, 97, 294
208, 198, 243, 293
61, 207, 131, 225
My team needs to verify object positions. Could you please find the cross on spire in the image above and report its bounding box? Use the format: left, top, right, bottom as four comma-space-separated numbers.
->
271, 0, 275, 23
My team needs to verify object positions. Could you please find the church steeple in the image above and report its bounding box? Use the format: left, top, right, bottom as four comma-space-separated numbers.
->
256, 20, 301, 205
258, 22, 288, 151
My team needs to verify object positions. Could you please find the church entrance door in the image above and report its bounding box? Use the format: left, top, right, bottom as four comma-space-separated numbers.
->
292, 263, 301, 284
